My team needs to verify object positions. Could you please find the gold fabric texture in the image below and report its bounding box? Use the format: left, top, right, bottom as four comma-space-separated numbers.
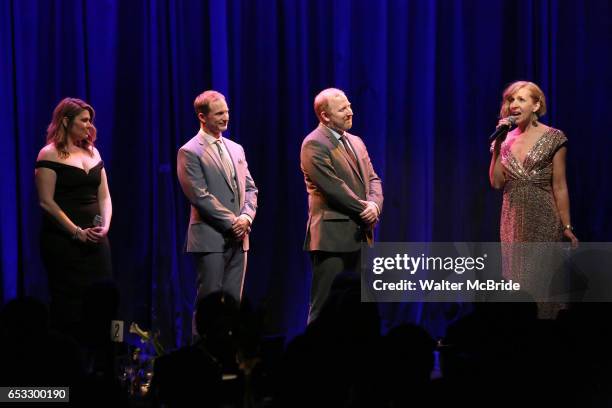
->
499, 127, 567, 244
497, 128, 568, 317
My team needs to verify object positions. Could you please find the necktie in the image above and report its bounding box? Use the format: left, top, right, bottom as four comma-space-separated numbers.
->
340, 135, 359, 169
215, 140, 237, 190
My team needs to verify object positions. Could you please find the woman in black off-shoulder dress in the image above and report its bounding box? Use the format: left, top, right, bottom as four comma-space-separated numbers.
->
35, 98, 112, 334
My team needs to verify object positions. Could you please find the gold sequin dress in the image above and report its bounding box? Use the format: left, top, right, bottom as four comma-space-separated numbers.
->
498, 128, 568, 315
499, 128, 567, 244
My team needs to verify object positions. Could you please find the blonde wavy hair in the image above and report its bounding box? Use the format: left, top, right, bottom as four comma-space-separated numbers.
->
499, 81, 547, 119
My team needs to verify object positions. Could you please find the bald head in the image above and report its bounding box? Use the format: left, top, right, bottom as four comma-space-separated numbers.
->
314, 88, 353, 132
314, 88, 346, 121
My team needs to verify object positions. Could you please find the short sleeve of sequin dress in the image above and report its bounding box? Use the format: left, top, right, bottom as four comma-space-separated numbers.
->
35, 160, 113, 330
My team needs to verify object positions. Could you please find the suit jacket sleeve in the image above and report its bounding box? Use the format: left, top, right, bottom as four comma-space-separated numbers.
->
240, 146, 258, 221
301, 140, 364, 216
177, 147, 236, 232
363, 149, 383, 212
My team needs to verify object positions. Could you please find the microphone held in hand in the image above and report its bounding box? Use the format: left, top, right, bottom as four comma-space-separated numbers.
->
93, 215, 103, 227
488, 116, 517, 143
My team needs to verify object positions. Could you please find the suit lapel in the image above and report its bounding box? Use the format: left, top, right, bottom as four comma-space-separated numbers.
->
224, 139, 243, 203
342, 134, 365, 184
203, 141, 235, 192
319, 125, 364, 184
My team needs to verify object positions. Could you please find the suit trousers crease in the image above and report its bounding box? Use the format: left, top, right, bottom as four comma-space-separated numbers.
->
193, 244, 246, 304
308, 250, 360, 323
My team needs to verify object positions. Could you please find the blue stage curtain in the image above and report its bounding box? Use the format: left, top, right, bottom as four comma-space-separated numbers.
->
1, 0, 611, 345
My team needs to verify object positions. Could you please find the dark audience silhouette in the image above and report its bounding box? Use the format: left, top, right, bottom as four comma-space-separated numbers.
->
3, 279, 612, 407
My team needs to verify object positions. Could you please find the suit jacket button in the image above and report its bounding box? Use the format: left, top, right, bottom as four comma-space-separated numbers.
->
231, 198, 235, 203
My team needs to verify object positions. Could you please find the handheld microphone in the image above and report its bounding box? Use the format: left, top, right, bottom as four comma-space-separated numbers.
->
488, 116, 517, 143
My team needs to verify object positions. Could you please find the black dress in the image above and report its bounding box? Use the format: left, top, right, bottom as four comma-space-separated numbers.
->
35, 160, 112, 331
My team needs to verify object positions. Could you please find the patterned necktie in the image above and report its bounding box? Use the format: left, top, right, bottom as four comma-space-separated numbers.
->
215, 140, 236, 190
340, 135, 359, 169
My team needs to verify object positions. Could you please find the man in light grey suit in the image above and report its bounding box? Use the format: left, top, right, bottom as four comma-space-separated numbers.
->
300, 88, 383, 323
177, 90, 258, 304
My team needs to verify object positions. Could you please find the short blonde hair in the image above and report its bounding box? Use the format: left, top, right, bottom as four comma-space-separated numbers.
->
499, 81, 547, 118
194, 90, 225, 116
313, 88, 345, 121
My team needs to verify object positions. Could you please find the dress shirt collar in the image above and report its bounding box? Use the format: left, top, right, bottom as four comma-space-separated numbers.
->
198, 128, 223, 146
321, 123, 344, 141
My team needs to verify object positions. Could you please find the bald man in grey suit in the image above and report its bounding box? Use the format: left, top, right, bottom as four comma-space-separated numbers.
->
300, 88, 383, 323
177, 90, 258, 304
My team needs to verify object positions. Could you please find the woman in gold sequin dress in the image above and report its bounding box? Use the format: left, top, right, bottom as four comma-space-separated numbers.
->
489, 81, 578, 315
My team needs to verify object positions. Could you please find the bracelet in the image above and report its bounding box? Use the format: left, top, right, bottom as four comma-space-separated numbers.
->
73, 226, 82, 240
563, 224, 573, 231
